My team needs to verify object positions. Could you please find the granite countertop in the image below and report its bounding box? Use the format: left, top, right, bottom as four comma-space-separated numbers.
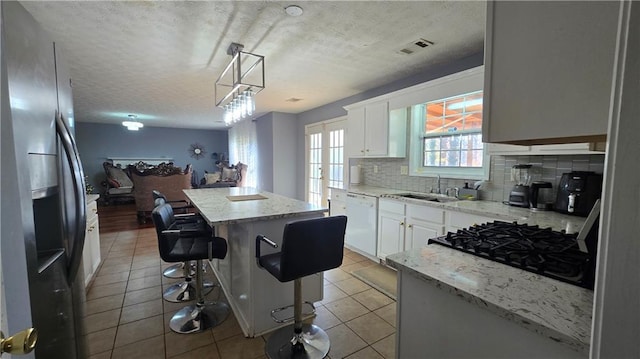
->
183, 187, 326, 225
387, 246, 593, 355
347, 185, 586, 233
86, 194, 100, 204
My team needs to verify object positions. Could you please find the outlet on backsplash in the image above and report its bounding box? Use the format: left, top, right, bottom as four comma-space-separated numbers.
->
400, 166, 408, 175
373, 165, 378, 173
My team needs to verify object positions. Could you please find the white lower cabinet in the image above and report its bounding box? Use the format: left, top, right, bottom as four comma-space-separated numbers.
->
83, 196, 101, 288
329, 189, 347, 216
377, 199, 445, 260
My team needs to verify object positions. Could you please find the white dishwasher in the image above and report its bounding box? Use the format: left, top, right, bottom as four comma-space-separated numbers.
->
345, 193, 378, 258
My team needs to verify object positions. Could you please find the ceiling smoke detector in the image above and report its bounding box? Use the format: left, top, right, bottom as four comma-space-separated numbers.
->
398, 38, 435, 55
285, 5, 303, 17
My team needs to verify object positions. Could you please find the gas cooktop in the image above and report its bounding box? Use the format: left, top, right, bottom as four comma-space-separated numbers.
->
428, 221, 595, 289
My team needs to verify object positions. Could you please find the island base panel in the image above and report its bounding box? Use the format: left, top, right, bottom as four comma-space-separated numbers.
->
397, 271, 585, 359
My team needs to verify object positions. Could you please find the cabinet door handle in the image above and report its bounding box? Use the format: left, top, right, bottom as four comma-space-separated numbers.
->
400, 222, 405, 226
366, 149, 370, 152
88, 226, 95, 232
407, 224, 413, 228
92, 208, 98, 213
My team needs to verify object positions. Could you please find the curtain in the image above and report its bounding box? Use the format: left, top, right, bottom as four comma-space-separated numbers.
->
229, 120, 258, 188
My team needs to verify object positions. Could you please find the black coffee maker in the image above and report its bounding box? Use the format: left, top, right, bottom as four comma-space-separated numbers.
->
554, 171, 603, 216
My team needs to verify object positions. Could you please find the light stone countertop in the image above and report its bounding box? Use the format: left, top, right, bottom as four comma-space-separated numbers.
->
86, 194, 100, 204
184, 187, 326, 225
387, 246, 594, 355
347, 184, 586, 233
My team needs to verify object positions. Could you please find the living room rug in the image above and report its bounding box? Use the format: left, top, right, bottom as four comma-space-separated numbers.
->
352, 264, 397, 300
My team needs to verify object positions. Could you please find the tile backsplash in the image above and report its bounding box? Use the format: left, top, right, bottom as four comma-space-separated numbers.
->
351, 154, 605, 203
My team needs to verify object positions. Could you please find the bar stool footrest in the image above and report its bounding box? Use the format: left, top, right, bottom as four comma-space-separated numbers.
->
270, 301, 316, 324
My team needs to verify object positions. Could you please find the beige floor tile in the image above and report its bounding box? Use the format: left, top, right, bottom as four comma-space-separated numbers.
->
163, 298, 194, 314
130, 265, 163, 279
127, 275, 162, 292
108, 248, 135, 258
169, 343, 220, 359
111, 334, 165, 359
373, 303, 396, 328
97, 262, 132, 276
371, 333, 396, 359
303, 305, 341, 330
124, 286, 163, 306
109, 243, 136, 252
211, 312, 243, 342
346, 346, 385, 359
320, 283, 348, 305
120, 299, 163, 324
86, 327, 117, 356
131, 258, 161, 270
92, 271, 130, 286
85, 293, 124, 316
324, 268, 352, 283
344, 251, 370, 263
341, 256, 356, 267
101, 255, 133, 267
352, 288, 394, 311
165, 330, 215, 358
114, 314, 164, 347
345, 312, 395, 345
325, 324, 367, 359
340, 260, 376, 274
86, 281, 128, 301
333, 277, 371, 296
324, 297, 369, 322
216, 334, 265, 359
88, 350, 112, 359
84, 308, 121, 334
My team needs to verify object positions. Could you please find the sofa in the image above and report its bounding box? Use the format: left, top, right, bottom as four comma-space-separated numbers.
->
102, 161, 135, 204
128, 162, 193, 222
199, 162, 248, 188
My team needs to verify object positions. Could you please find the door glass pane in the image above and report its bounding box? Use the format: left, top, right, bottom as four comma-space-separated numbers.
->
308, 132, 322, 206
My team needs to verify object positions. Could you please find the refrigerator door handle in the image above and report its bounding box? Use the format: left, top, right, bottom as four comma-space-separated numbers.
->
55, 111, 87, 284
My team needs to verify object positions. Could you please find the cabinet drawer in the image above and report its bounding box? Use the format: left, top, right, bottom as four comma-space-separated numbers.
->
379, 199, 405, 215
406, 204, 444, 225
87, 200, 98, 221
447, 211, 497, 229
332, 189, 346, 202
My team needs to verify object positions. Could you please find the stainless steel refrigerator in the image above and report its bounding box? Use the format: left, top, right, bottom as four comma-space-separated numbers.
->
1, 2, 88, 358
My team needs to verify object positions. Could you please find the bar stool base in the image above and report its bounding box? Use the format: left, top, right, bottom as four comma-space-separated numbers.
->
169, 301, 230, 334
265, 324, 330, 359
163, 281, 214, 302
162, 263, 186, 279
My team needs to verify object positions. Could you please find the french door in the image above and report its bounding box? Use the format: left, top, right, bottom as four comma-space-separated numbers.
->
305, 118, 347, 207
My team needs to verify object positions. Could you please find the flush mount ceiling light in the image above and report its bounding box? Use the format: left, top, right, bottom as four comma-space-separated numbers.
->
122, 115, 143, 131
285, 5, 303, 17
215, 43, 265, 126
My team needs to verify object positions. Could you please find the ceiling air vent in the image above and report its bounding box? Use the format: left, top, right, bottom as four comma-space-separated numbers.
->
285, 98, 303, 102
398, 38, 435, 55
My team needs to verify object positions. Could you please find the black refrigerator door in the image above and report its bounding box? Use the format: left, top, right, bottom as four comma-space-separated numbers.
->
55, 112, 86, 284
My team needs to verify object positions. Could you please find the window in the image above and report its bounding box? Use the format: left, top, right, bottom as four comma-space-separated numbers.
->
422, 91, 483, 168
406, 66, 488, 179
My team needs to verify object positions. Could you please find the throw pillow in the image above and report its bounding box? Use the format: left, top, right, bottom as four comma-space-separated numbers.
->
205, 172, 220, 185
221, 167, 238, 182
107, 166, 133, 187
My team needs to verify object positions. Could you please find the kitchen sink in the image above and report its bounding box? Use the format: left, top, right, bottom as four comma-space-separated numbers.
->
390, 193, 458, 203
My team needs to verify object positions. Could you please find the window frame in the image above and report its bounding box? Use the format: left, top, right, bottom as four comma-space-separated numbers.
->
406, 66, 489, 180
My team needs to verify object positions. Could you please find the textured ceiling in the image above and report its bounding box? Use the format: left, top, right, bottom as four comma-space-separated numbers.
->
21, 1, 486, 130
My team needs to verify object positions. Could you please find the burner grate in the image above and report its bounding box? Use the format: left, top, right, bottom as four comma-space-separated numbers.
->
429, 221, 593, 289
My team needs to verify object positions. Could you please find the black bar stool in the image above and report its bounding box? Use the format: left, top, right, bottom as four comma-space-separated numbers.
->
256, 215, 347, 359
152, 203, 230, 333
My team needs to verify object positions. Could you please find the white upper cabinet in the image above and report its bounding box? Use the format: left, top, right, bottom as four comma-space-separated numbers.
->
345, 100, 406, 158
483, 1, 620, 145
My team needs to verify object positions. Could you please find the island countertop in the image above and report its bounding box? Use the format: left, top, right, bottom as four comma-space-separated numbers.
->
387, 245, 593, 355
184, 187, 326, 225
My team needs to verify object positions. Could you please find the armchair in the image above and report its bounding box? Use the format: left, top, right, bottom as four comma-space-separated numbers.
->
199, 162, 248, 188
102, 161, 135, 204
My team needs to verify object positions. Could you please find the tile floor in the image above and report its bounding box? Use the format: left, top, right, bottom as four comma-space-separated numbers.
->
85, 227, 397, 359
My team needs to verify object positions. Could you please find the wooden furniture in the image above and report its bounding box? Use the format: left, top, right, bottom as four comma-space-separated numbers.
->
183, 187, 326, 337
482, 1, 619, 145
83, 194, 101, 288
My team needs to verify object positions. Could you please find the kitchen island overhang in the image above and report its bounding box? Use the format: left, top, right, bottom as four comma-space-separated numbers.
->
387, 245, 593, 358
183, 187, 327, 337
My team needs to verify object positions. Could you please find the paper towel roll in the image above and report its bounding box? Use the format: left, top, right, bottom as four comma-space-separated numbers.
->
350, 165, 361, 184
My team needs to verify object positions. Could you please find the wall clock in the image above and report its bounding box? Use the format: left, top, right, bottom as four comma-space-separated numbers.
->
188, 143, 206, 159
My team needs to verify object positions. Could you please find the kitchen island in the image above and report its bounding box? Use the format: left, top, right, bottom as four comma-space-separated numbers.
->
183, 187, 327, 337
387, 246, 593, 358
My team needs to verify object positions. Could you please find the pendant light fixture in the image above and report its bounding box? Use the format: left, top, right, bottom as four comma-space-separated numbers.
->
122, 114, 143, 131
215, 43, 265, 126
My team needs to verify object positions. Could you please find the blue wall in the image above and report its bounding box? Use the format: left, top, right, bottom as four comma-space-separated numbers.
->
75, 123, 229, 194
